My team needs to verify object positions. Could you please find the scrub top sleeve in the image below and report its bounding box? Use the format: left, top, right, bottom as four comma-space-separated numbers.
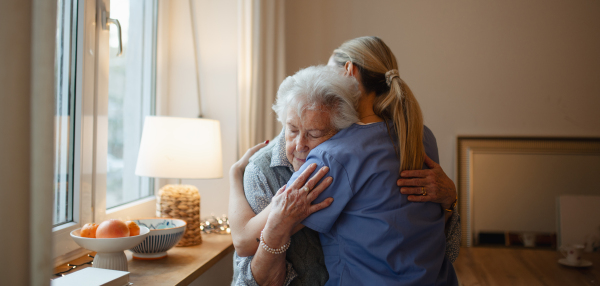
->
290, 150, 354, 234
423, 125, 440, 164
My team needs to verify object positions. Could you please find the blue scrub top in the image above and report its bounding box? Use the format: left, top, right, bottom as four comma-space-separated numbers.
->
291, 122, 458, 286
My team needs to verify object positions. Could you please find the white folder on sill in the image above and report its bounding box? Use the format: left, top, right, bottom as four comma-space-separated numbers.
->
51, 267, 130, 286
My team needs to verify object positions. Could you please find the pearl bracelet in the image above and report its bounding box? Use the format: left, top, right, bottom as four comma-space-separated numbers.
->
260, 230, 291, 255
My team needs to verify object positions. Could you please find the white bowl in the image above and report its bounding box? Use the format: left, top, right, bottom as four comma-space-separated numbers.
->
129, 218, 187, 260
70, 226, 150, 271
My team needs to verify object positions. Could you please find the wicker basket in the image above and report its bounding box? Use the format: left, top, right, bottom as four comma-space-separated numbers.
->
156, 184, 202, 246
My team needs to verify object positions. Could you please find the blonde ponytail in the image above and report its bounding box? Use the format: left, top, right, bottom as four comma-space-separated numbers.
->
375, 77, 424, 171
332, 36, 425, 172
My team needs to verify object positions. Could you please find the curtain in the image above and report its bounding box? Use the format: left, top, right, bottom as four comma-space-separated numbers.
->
0, 0, 56, 284
237, 0, 285, 158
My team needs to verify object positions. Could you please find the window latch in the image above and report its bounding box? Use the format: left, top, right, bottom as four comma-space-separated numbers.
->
101, 9, 123, 57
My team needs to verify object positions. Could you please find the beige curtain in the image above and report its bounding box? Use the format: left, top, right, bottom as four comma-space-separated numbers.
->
237, 0, 285, 157
0, 0, 55, 285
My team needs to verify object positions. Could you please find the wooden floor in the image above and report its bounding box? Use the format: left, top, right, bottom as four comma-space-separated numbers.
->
454, 247, 600, 286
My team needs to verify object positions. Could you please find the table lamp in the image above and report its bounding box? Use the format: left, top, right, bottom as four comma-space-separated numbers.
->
135, 116, 222, 246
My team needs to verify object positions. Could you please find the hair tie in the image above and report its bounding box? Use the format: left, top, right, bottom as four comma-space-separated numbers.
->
385, 69, 400, 87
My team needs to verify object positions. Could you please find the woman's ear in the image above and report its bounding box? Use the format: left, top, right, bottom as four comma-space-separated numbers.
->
344, 61, 354, 77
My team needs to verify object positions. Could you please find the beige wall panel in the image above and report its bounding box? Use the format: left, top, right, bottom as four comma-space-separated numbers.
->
558, 195, 600, 247
472, 153, 600, 235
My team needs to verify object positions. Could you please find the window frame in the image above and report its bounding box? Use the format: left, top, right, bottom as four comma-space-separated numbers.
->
53, 0, 77, 227
52, 0, 159, 264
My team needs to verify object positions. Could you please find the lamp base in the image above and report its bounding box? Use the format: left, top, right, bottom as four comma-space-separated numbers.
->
156, 184, 202, 246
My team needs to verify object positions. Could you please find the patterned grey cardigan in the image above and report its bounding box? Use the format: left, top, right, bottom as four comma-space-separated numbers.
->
232, 131, 461, 286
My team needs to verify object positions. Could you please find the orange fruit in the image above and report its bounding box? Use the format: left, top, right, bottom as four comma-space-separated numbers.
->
96, 219, 130, 238
80, 223, 99, 238
125, 221, 140, 236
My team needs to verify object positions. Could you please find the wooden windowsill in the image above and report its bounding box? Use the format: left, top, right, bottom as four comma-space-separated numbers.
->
54, 233, 234, 285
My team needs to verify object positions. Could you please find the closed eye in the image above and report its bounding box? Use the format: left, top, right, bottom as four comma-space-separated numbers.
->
287, 125, 298, 134
308, 130, 327, 138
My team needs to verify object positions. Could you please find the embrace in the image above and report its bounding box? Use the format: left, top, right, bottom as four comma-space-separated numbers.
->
229, 37, 460, 286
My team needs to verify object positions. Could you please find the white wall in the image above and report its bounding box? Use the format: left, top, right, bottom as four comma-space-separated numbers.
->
285, 0, 600, 180
162, 0, 238, 219
160, 0, 238, 284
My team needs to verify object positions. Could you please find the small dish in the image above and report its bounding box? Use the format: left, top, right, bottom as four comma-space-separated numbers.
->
128, 218, 187, 260
558, 258, 593, 268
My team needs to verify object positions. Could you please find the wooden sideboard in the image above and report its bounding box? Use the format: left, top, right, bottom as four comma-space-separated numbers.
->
127, 233, 234, 285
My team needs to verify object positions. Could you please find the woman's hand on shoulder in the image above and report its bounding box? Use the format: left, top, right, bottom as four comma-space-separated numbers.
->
265, 163, 334, 238
230, 140, 269, 179
397, 154, 457, 210
228, 140, 272, 257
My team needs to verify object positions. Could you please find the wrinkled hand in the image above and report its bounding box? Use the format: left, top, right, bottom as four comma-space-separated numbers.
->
397, 154, 457, 209
265, 163, 333, 240
230, 140, 269, 179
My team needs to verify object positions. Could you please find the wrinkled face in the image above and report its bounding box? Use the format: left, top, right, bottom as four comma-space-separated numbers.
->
285, 106, 337, 171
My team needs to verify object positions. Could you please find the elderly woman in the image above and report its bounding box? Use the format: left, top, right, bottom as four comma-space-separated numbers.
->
230, 64, 457, 285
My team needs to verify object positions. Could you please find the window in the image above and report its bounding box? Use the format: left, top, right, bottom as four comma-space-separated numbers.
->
53, 0, 78, 226
52, 0, 158, 260
106, 0, 156, 208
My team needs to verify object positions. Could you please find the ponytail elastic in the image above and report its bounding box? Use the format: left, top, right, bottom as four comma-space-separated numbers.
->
385, 69, 400, 87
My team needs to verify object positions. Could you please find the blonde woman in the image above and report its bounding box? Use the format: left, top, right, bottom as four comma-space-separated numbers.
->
230, 37, 459, 285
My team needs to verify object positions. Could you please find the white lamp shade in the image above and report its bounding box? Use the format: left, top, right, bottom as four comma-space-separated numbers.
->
135, 116, 223, 179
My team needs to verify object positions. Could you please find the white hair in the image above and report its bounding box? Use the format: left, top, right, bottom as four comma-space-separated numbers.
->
272, 65, 360, 130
